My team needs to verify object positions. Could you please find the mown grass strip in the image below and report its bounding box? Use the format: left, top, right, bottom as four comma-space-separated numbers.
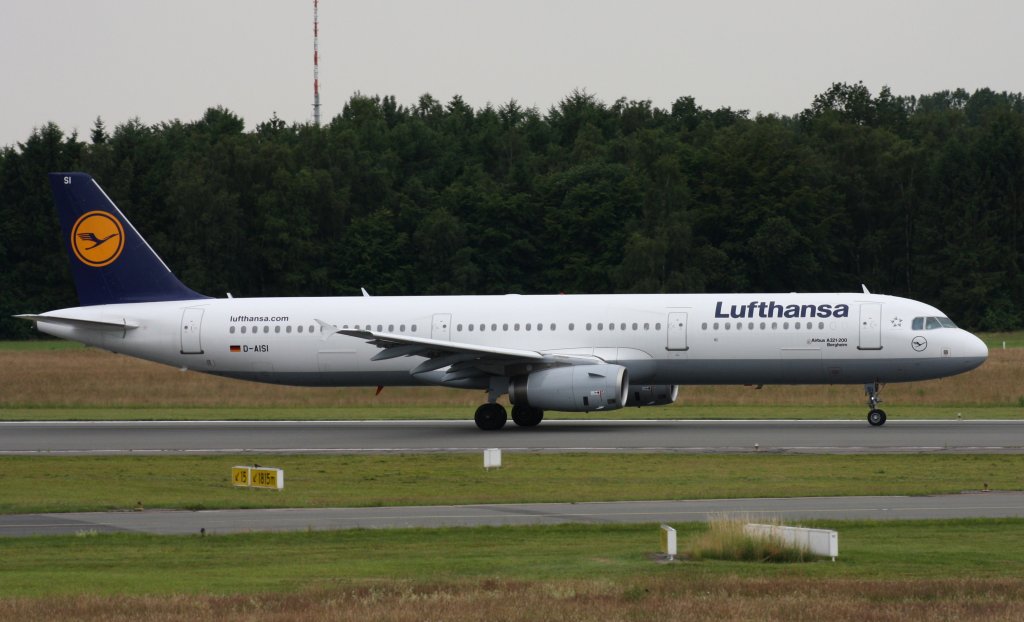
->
0, 454, 1020, 514
980, 331, 1024, 349
1, 520, 1023, 597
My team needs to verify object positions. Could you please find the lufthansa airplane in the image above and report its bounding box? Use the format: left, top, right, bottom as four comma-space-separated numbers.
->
17, 173, 988, 429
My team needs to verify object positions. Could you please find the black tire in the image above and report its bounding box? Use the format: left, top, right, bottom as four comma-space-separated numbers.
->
511, 404, 544, 427
867, 409, 887, 426
474, 403, 507, 430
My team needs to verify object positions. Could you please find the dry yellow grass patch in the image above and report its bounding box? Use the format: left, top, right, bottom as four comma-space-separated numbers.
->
685, 517, 813, 563
0, 347, 1017, 409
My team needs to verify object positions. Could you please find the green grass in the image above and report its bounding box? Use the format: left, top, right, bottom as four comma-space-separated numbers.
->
2, 404, 1020, 421
0, 454, 1020, 514
1, 519, 1022, 596
980, 331, 1024, 349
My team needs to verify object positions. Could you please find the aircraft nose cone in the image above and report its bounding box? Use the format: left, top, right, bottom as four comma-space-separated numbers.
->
960, 331, 989, 370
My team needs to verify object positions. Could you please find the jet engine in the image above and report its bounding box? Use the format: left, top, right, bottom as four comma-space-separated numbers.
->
628, 384, 679, 407
508, 364, 629, 412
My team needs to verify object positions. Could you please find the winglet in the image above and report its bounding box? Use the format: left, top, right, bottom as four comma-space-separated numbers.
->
49, 172, 209, 306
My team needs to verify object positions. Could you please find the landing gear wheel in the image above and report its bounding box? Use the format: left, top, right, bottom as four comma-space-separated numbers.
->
867, 409, 887, 426
511, 404, 544, 427
864, 382, 887, 426
474, 403, 508, 430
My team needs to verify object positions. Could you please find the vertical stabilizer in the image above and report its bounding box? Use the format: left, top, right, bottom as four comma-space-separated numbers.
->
49, 172, 209, 306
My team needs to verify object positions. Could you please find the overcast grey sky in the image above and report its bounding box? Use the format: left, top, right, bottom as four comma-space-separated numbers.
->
2, 1, 1022, 148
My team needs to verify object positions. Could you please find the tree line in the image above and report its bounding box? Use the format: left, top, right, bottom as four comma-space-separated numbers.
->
1, 83, 1022, 338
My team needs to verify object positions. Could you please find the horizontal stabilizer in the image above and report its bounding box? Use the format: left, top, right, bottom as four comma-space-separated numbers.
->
14, 314, 139, 331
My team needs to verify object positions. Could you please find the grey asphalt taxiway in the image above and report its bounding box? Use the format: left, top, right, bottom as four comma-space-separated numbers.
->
1, 419, 1023, 455
3, 493, 1023, 537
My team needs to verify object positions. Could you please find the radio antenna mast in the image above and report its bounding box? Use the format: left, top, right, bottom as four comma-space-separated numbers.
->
313, 0, 321, 126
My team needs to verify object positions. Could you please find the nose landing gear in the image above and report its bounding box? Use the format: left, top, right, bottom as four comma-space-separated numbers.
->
865, 382, 887, 426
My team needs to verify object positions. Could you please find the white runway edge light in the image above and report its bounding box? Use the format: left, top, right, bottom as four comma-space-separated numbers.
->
483, 448, 502, 469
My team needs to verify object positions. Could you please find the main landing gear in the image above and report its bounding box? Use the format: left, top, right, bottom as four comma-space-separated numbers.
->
473, 403, 545, 430
511, 404, 544, 427
474, 403, 507, 430
865, 382, 887, 426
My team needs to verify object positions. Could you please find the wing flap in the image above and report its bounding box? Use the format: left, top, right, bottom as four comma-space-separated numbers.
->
336, 328, 545, 361
330, 325, 604, 386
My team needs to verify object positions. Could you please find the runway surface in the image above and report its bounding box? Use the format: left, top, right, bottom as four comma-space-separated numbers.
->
1, 419, 1023, 455
3, 492, 1022, 537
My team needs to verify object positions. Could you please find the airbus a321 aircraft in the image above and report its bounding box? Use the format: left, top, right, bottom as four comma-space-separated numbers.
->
17, 173, 988, 430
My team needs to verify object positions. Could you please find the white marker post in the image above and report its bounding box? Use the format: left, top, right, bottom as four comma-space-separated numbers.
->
484, 448, 502, 469
660, 524, 677, 560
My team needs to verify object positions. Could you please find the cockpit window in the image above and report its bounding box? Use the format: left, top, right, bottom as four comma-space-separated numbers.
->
913, 316, 958, 330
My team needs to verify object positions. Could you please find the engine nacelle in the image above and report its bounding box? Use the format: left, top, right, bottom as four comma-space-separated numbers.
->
509, 364, 629, 412
628, 384, 679, 407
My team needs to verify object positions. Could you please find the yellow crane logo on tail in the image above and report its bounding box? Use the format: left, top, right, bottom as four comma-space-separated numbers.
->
71, 211, 124, 267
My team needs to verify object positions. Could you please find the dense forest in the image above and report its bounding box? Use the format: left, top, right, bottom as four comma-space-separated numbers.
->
1, 83, 1023, 338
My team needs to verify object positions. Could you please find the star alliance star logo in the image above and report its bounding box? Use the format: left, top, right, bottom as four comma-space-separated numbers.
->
890, 317, 903, 328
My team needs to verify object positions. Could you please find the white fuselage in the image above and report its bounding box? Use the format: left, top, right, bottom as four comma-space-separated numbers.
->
34, 292, 988, 390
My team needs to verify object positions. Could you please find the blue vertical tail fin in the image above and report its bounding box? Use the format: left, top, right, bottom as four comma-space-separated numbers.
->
50, 172, 209, 306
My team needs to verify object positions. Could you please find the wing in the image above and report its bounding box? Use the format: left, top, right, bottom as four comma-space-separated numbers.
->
323, 322, 602, 385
